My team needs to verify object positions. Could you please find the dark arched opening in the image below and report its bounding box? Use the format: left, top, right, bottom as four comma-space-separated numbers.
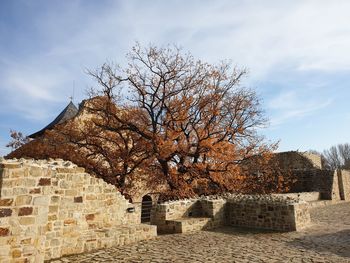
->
141, 195, 152, 223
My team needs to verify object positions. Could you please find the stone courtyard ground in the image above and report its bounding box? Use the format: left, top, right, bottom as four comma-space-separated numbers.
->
52, 202, 350, 263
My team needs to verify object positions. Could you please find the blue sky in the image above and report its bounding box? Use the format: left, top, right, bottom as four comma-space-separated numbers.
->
1, 0, 350, 156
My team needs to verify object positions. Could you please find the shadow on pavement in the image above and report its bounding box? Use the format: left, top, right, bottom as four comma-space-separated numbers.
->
288, 229, 350, 258
206, 226, 282, 235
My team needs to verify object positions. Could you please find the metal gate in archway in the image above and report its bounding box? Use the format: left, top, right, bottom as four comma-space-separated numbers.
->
141, 195, 153, 223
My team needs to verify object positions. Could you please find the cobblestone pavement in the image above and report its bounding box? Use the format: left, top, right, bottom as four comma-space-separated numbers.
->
53, 202, 350, 263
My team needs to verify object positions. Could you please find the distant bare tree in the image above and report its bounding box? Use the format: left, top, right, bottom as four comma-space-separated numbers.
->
6, 130, 30, 150
322, 143, 350, 170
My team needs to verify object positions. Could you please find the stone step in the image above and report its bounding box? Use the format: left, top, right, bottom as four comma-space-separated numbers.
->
307, 200, 349, 208
81, 224, 157, 252
164, 217, 212, 233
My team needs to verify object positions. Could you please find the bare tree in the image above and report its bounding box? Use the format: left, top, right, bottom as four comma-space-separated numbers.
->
6, 130, 30, 150
322, 143, 350, 170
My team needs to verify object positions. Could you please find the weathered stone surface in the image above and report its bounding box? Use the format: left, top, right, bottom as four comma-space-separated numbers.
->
73, 196, 83, 203
63, 218, 76, 225
85, 214, 95, 221
11, 249, 21, 258
0, 159, 153, 262
0, 198, 13, 206
19, 216, 35, 225
38, 178, 51, 186
0, 227, 10, 236
29, 188, 41, 194
33, 196, 49, 206
0, 208, 12, 217
0, 163, 21, 168
15, 195, 32, 206
18, 207, 33, 216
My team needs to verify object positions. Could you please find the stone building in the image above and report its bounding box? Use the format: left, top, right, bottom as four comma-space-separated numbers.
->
29, 101, 79, 139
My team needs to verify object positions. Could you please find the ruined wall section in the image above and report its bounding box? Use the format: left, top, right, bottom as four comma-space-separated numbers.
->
289, 169, 340, 200
338, 170, 350, 201
0, 159, 155, 262
275, 151, 322, 170
151, 195, 311, 233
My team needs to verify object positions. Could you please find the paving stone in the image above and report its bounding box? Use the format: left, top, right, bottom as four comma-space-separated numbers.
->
52, 203, 350, 263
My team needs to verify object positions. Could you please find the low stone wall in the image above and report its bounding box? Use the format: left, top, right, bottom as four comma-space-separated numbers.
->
151, 194, 311, 233
226, 196, 310, 231
272, 192, 320, 202
0, 159, 156, 262
150, 199, 203, 233
201, 199, 227, 228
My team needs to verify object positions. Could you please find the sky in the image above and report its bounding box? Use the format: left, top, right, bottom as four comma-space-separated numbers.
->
1, 0, 350, 156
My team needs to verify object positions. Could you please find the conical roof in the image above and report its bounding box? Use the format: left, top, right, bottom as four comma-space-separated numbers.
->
29, 101, 78, 138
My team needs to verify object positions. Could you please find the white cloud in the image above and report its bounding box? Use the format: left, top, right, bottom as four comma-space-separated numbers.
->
267, 89, 333, 127
1, 0, 350, 123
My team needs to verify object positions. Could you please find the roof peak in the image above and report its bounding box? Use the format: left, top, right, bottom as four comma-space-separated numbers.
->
29, 101, 79, 138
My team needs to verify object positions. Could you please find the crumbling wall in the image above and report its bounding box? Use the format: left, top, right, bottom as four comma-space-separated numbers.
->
289, 169, 340, 200
275, 151, 322, 170
0, 159, 156, 262
338, 170, 350, 201
272, 192, 320, 202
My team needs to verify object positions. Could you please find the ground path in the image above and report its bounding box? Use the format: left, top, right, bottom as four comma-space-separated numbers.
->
52, 202, 350, 263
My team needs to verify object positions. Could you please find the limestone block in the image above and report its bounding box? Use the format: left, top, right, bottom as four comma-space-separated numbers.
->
1, 188, 13, 197
13, 188, 28, 195
18, 207, 33, 216
0, 227, 10, 236
24, 178, 37, 187
0, 245, 11, 256
29, 188, 41, 194
29, 166, 43, 177
50, 196, 60, 204
59, 180, 70, 189
11, 169, 25, 178
65, 189, 77, 196
0, 208, 13, 217
19, 217, 35, 225
33, 196, 50, 206
11, 249, 21, 258
0, 199, 14, 207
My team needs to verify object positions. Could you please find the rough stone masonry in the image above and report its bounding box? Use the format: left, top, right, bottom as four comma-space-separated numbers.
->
0, 158, 156, 263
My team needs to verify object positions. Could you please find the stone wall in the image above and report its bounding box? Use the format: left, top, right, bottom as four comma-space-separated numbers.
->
338, 170, 350, 201
275, 152, 350, 202
272, 192, 320, 202
289, 169, 340, 200
150, 199, 203, 233
226, 197, 310, 231
0, 159, 156, 262
151, 195, 311, 233
275, 151, 322, 170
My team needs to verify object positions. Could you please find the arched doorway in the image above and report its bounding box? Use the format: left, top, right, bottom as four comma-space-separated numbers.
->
141, 195, 152, 223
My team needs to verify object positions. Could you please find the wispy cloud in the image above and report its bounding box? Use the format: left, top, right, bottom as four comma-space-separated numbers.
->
267, 89, 333, 127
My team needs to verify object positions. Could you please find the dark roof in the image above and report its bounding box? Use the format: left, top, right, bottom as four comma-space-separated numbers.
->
29, 101, 78, 138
